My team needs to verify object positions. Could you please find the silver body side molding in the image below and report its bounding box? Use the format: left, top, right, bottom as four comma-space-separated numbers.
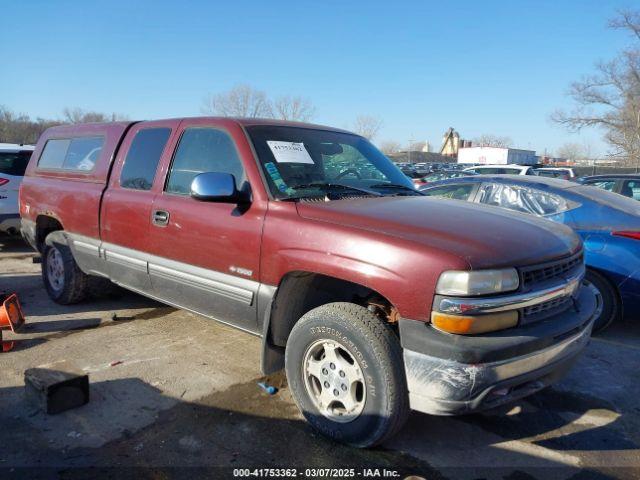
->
65, 232, 273, 334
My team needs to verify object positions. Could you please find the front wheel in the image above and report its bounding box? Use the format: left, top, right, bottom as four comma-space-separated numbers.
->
285, 302, 409, 447
583, 269, 620, 332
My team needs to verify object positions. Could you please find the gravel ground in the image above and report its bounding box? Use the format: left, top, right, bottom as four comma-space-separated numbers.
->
1, 236, 639, 479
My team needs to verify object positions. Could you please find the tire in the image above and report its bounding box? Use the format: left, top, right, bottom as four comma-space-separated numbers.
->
584, 269, 620, 332
285, 302, 409, 447
42, 238, 89, 305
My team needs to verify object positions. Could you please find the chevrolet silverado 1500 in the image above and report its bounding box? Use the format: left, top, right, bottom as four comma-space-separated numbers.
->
20, 118, 597, 446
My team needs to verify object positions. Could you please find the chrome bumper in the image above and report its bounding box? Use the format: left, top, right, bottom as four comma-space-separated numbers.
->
434, 266, 585, 315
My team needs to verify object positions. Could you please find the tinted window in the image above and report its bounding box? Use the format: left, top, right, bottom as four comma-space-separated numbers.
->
585, 180, 616, 192
38, 139, 71, 169
422, 184, 475, 201
478, 183, 573, 216
38, 137, 104, 171
121, 128, 171, 190
621, 180, 640, 201
166, 128, 244, 195
0, 151, 32, 176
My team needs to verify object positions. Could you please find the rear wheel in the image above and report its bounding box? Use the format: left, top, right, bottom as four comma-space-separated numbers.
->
285, 302, 409, 447
42, 238, 89, 304
584, 269, 620, 332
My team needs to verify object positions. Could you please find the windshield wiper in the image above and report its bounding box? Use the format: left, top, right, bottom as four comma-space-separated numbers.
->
290, 182, 382, 196
368, 183, 425, 195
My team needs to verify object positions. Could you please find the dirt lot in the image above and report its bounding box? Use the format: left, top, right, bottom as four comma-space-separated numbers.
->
1, 237, 639, 479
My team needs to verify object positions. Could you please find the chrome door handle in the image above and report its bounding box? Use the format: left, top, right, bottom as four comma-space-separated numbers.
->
152, 209, 170, 226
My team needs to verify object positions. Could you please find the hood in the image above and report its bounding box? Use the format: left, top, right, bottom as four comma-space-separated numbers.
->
296, 197, 582, 269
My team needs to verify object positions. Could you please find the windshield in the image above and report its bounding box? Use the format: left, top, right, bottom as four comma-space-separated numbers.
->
245, 125, 415, 199
0, 151, 32, 176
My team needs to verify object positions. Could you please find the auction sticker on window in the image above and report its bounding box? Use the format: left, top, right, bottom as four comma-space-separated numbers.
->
267, 141, 314, 164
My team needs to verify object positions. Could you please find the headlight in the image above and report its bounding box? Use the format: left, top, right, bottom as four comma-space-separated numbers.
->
436, 268, 519, 296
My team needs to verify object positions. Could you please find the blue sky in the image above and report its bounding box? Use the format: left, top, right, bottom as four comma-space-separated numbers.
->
1, 0, 635, 155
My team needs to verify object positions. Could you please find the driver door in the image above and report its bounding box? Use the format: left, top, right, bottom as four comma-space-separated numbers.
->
147, 119, 266, 332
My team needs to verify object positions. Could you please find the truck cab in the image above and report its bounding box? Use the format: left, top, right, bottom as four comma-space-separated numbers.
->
20, 117, 597, 447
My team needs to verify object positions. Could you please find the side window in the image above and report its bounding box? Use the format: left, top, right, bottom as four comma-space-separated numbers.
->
166, 128, 244, 195
621, 180, 640, 201
38, 137, 104, 171
120, 128, 171, 190
588, 180, 616, 192
478, 183, 570, 216
38, 139, 71, 169
422, 184, 475, 201
62, 137, 103, 171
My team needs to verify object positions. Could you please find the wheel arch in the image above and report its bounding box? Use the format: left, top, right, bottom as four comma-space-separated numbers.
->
260, 270, 399, 375
35, 215, 66, 253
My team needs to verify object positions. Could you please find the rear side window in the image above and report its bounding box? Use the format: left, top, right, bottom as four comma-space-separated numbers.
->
165, 128, 244, 195
0, 151, 32, 176
38, 139, 71, 169
120, 128, 172, 190
585, 180, 616, 192
621, 180, 640, 201
38, 137, 104, 171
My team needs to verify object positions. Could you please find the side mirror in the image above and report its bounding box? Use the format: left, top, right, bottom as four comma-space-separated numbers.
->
190, 172, 242, 203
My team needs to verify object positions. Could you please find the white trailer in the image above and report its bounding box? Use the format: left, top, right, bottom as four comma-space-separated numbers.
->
457, 146, 536, 165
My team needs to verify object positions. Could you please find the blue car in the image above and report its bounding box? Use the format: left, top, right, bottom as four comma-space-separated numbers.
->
420, 175, 640, 331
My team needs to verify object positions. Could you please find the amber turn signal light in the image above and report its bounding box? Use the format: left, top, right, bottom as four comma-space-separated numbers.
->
431, 311, 518, 334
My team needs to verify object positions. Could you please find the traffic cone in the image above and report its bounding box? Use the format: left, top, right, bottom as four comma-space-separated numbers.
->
0, 294, 25, 333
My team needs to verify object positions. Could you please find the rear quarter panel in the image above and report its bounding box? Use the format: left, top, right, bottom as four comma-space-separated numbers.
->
20, 122, 133, 239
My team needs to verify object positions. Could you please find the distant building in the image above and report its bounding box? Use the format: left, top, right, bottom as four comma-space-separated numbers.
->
440, 128, 471, 157
457, 146, 537, 165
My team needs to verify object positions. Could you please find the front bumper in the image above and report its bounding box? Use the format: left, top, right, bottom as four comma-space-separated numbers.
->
400, 285, 596, 415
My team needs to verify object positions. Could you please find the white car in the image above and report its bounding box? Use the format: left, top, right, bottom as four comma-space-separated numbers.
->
463, 164, 537, 175
533, 167, 576, 180
0, 143, 35, 235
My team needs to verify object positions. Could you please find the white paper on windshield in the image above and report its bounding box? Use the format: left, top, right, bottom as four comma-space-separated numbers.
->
267, 141, 314, 164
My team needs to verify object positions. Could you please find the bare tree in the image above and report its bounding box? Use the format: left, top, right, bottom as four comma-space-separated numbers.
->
353, 115, 383, 140
202, 84, 273, 118
473, 134, 513, 148
552, 10, 640, 166
555, 142, 594, 163
273, 95, 315, 122
409, 140, 427, 152
62, 107, 127, 124
378, 140, 402, 154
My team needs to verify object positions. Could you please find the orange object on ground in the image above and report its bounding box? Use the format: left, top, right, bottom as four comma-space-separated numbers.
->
0, 294, 25, 333
0, 330, 15, 352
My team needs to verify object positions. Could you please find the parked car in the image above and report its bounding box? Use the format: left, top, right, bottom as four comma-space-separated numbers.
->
577, 174, 640, 201
0, 143, 34, 235
413, 170, 478, 187
20, 118, 596, 447
421, 175, 640, 331
463, 164, 537, 175
534, 167, 576, 180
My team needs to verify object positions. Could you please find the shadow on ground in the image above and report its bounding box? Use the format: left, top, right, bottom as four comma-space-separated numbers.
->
0, 370, 634, 479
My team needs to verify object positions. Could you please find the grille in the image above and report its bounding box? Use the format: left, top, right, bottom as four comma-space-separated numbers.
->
523, 296, 572, 319
521, 252, 583, 289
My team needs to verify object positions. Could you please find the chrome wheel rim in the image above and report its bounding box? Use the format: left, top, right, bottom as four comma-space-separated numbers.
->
583, 279, 604, 321
46, 247, 65, 292
302, 339, 366, 423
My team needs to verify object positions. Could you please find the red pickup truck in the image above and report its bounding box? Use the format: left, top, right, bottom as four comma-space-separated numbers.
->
20, 117, 597, 446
